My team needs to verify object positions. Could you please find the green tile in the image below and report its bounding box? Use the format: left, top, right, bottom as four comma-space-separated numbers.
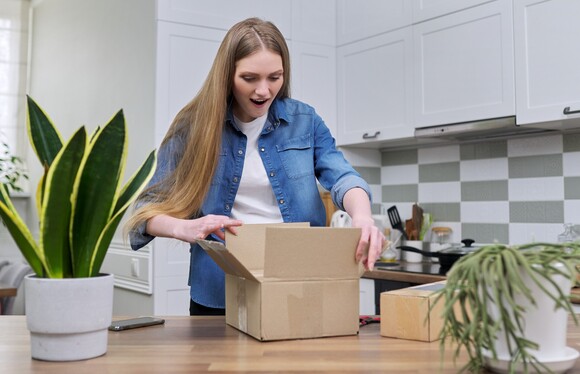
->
462, 223, 509, 244
382, 184, 418, 203
381, 149, 418, 166
371, 203, 382, 215
460, 140, 507, 160
461, 180, 508, 201
563, 133, 580, 152
508, 155, 563, 178
354, 166, 381, 185
565, 177, 580, 199
419, 162, 460, 183
509, 201, 564, 223
419, 203, 460, 222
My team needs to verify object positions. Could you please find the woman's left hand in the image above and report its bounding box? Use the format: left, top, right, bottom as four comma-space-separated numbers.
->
351, 216, 385, 271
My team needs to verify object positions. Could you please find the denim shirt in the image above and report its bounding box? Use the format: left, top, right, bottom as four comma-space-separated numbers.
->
130, 97, 371, 308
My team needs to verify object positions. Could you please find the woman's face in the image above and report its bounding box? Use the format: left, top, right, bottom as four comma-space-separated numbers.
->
232, 49, 284, 122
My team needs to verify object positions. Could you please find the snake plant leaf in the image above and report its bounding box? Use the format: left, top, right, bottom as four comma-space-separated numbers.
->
39, 127, 87, 278
70, 110, 126, 277
89, 150, 157, 276
26, 95, 63, 168
0, 184, 44, 275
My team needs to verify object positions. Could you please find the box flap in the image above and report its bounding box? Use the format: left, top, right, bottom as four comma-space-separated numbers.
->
198, 240, 258, 281
262, 227, 361, 279
225, 222, 310, 271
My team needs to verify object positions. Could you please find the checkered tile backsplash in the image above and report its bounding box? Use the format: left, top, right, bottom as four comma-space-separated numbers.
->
351, 133, 580, 245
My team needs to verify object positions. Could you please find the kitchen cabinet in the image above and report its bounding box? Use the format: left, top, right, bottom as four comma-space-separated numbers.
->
411, 0, 494, 23
336, 0, 412, 46
336, 26, 414, 146
514, 0, 580, 126
412, 0, 515, 128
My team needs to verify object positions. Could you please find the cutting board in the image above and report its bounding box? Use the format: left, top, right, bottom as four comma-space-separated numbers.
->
571, 288, 580, 304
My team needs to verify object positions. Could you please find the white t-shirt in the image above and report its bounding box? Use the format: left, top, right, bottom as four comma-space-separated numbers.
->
231, 115, 283, 223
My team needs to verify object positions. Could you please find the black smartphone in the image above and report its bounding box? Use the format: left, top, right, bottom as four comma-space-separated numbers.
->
108, 317, 165, 331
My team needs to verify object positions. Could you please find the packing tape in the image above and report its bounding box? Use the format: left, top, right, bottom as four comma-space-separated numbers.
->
237, 278, 247, 332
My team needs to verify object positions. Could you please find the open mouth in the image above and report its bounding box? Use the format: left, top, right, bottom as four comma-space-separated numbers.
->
250, 98, 268, 106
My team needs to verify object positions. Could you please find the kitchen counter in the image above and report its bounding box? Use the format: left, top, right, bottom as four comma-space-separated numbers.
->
1, 315, 579, 373
363, 260, 446, 284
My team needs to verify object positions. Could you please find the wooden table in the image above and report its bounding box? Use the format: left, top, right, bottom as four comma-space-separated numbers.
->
0, 282, 17, 297
1, 315, 580, 373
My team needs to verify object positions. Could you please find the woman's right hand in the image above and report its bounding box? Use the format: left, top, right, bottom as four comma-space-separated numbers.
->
147, 214, 243, 243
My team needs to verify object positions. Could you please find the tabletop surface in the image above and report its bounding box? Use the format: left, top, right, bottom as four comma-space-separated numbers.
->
0, 282, 17, 298
1, 315, 580, 373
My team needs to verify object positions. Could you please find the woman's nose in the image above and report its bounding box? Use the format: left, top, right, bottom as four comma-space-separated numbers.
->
255, 80, 269, 95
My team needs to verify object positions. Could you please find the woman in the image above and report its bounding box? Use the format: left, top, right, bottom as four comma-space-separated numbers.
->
128, 17, 385, 315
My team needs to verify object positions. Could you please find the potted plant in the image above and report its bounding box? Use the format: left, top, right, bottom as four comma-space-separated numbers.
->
434, 242, 580, 373
0, 96, 156, 361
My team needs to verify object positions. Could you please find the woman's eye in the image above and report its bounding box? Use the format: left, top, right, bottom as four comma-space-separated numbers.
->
269, 76, 281, 81
242, 76, 255, 82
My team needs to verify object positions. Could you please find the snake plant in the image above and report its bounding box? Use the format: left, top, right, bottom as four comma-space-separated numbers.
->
0, 96, 156, 278
433, 242, 580, 373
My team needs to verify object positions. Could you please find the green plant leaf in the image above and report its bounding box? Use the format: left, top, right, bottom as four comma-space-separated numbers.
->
89, 150, 157, 276
26, 96, 63, 168
0, 184, 44, 275
39, 127, 87, 278
70, 110, 126, 277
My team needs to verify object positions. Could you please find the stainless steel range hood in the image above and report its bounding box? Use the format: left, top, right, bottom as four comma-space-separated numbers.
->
414, 116, 558, 141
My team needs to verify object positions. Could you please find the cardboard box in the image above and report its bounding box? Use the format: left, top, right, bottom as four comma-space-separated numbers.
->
198, 223, 362, 341
380, 281, 446, 342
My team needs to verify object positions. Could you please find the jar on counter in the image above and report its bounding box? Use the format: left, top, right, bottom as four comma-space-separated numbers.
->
430, 227, 452, 263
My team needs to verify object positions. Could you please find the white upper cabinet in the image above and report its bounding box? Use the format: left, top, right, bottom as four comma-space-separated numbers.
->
156, 0, 291, 34
413, 0, 515, 128
411, 0, 494, 23
514, 0, 580, 125
337, 27, 414, 146
292, 0, 336, 45
337, 0, 412, 46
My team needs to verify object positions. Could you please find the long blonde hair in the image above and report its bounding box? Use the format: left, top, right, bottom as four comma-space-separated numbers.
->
126, 18, 291, 233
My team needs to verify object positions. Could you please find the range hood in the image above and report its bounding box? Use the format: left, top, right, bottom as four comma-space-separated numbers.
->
414, 116, 558, 141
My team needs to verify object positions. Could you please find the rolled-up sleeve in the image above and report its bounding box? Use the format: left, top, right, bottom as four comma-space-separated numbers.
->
129, 134, 185, 250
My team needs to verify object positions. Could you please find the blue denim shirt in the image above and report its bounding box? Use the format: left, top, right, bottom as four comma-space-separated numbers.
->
130, 97, 371, 308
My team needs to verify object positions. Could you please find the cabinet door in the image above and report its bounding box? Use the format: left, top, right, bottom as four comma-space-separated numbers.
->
156, 0, 291, 35
155, 22, 225, 144
514, 0, 580, 125
413, 0, 514, 128
337, 27, 414, 146
292, 0, 336, 46
337, 0, 412, 46
291, 42, 337, 138
411, 0, 494, 23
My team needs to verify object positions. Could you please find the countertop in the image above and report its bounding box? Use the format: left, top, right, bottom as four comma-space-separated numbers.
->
363, 260, 447, 284
2, 315, 580, 373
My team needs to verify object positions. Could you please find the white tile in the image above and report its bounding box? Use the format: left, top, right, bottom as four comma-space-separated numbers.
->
340, 148, 381, 167
564, 200, 580, 224
0, 0, 29, 31
460, 158, 508, 181
509, 223, 563, 244
508, 177, 564, 201
563, 152, 580, 177
381, 164, 418, 185
507, 134, 563, 157
418, 144, 460, 164
0, 61, 26, 95
419, 182, 460, 203
460, 201, 509, 224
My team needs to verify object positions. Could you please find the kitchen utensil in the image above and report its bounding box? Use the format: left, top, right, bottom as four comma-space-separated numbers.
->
387, 206, 408, 240
412, 204, 424, 240
398, 239, 478, 272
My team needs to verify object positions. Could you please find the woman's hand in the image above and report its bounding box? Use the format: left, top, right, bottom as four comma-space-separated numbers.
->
351, 215, 385, 271
147, 214, 243, 243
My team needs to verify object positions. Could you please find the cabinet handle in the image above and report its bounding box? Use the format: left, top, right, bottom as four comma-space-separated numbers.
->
362, 131, 380, 139
563, 106, 580, 115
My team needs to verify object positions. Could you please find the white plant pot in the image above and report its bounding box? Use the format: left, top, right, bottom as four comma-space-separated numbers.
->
24, 273, 114, 361
485, 263, 578, 373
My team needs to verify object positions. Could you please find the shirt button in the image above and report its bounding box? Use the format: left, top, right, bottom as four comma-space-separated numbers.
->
260, 147, 265, 152
238, 149, 243, 155
233, 177, 239, 183
225, 204, 230, 211
269, 172, 275, 177
279, 199, 284, 204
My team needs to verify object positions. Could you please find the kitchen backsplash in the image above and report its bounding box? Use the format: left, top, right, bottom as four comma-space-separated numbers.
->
350, 133, 580, 245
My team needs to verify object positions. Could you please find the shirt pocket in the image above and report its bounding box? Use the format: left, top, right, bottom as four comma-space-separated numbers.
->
276, 134, 314, 179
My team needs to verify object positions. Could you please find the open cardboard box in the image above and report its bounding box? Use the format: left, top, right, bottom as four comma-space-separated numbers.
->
198, 223, 362, 341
